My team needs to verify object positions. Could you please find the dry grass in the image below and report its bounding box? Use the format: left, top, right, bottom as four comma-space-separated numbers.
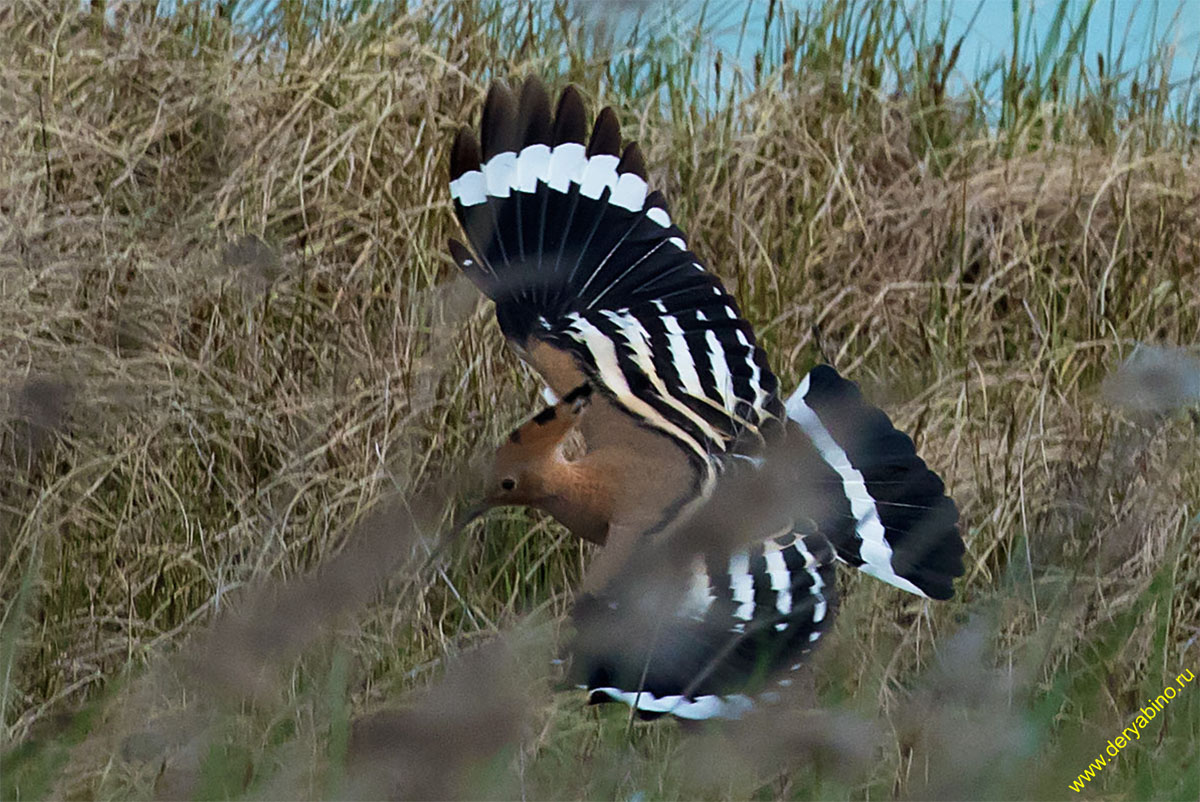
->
2, 0, 1199, 798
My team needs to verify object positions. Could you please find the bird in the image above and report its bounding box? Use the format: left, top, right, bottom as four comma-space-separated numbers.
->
447, 77, 965, 720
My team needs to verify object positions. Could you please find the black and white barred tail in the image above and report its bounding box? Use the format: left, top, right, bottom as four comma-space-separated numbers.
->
448, 78, 785, 464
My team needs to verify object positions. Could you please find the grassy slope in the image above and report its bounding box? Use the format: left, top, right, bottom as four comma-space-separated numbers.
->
2, 0, 1198, 798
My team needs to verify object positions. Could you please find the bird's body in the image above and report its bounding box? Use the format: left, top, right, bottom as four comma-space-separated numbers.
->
449, 78, 965, 719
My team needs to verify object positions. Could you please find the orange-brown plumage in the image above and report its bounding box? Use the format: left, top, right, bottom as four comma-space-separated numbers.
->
483, 384, 703, 558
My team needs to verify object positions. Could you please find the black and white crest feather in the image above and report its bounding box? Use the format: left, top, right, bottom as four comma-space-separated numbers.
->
449, 77, 784, 464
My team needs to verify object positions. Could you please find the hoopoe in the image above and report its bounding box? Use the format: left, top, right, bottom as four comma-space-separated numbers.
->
448, 78, 965, 720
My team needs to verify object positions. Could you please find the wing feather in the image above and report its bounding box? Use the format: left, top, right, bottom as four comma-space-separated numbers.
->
448, 79, 783, 461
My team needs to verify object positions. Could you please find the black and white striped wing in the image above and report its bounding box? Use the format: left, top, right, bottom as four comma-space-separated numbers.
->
448, 78, 784, 463
572, 527, 837, 720
785, 365, 964, 600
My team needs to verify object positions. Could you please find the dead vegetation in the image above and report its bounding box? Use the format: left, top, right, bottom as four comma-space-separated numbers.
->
2, 0, 1199, 798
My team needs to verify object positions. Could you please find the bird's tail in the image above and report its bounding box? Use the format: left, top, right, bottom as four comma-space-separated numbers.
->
784, 365, 964, 600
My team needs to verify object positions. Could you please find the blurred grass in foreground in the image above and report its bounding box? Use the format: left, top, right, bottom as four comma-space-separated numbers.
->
2, 0, 1199, 798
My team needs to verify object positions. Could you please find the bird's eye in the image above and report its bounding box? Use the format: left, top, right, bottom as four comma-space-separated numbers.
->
500, 477, 516, 491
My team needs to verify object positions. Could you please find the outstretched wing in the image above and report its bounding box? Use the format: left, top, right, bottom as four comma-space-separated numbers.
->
448, 78, 785, 464
570, 525, 837, 720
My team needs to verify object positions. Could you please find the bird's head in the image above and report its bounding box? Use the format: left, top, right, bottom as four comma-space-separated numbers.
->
484, 384, 592, 508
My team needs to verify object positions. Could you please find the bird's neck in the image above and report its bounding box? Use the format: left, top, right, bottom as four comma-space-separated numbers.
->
536, 456, 615, 546
535, 439, 703, 547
